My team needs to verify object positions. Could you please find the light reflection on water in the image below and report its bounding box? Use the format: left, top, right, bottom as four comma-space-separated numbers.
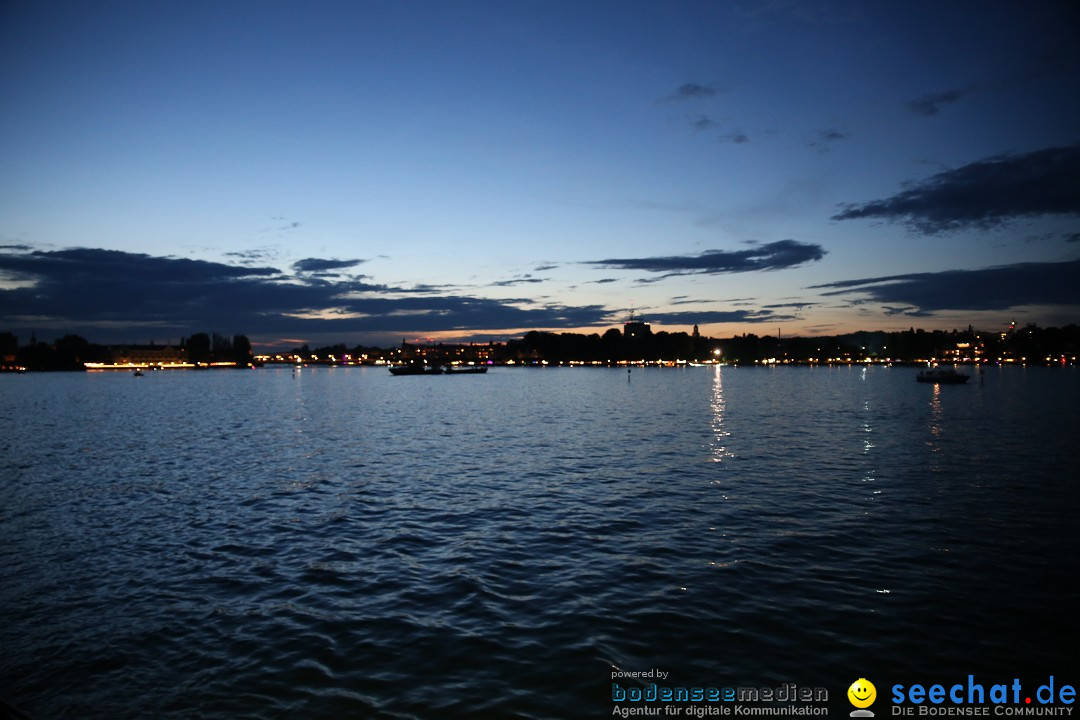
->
709, 365, 733, 464
1, 365, 1078, 719
928, 381, 944, 450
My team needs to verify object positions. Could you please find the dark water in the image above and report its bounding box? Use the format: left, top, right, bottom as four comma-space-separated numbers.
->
2, 365, 1078, 718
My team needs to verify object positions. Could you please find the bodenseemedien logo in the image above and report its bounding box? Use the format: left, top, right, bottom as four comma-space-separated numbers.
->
849, 678, 877, 717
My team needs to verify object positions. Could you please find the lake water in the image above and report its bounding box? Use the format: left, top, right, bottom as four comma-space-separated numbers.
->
1, 365, 1078, 719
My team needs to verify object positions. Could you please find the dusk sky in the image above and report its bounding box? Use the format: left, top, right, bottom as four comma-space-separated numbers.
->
2, 1, 1079, 348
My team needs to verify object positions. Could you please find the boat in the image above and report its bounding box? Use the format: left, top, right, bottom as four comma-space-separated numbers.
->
133, 369, 144, 377
388, 364, 443, 376
443, 366, 488, 375
916, 367, 969, 384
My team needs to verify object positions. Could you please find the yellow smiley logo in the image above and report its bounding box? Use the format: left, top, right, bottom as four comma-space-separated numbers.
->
848, 678, 876, 708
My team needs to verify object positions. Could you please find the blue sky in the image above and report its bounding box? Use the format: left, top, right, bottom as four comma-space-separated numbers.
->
2, 0, 1078, 347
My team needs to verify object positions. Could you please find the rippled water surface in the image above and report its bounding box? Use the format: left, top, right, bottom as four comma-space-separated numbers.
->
2, 366, 1078, 718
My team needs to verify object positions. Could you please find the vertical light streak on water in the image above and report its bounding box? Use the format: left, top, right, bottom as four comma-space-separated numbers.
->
927, 382, 943, 451
709, 365, 733, 464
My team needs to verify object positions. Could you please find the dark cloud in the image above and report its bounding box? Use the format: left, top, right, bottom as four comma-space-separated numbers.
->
586, 239, 825, 277
225, 249, 270, 260
809, 128, 848, 152
0, 247, 610, 341
833, 145, 1080, 233
0, 247, 278, 284
810, 259, 1080, 313
679, 82, 718, 98
762, 301, 818, 310
533, 264, 558, 272
662, 83, 720, 102
1067, 232, 1080, 243
643, 308, 800, 325
489, 275, 544, 287
692, 115, 719, 131
268, 217, 302, 232
391, 283, 459, 295
906, 88, 968, 116
678, 113, 748, 141
881, 305, 927, 317
681, 117, 745, 142
0, 248, 323, 329
292, 257, 366, 273
224, 247, 283, 267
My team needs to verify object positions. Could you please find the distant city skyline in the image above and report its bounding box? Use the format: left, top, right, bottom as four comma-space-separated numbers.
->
2, 1, 1078, 348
